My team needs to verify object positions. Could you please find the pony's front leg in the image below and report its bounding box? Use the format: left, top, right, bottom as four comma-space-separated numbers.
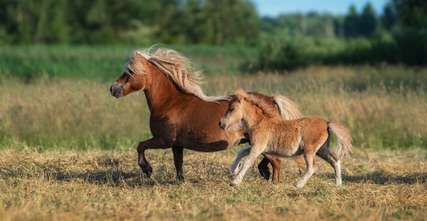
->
137, 137, 171, 177
230, 147, 251, 176
231, 145, 265, 186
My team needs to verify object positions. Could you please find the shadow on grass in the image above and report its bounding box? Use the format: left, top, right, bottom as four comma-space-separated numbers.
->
50, 169, 192, 187
322, 171, 427, 185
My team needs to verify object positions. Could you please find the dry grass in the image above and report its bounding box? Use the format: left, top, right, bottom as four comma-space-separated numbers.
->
0, 148, 426, 221
0, 66, 426, 220
0, 66, 426, 149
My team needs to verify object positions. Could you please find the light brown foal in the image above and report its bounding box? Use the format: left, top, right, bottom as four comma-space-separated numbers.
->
220, 89, 352, 188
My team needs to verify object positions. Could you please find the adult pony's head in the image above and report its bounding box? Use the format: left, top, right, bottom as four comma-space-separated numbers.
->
110, 47, 226, 101
110, 49, 153, 98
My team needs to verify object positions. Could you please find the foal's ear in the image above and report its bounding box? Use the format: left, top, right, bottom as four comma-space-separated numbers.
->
235, 88, 248, 99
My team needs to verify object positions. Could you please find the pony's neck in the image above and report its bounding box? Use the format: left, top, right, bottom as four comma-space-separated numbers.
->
144, 68, 182, 113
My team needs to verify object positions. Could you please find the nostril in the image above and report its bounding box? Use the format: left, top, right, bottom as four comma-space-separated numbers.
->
219, 121, 224, 129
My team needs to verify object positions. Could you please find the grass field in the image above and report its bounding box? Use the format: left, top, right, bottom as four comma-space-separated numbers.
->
0, 45, 426, 220
0, 148, 426, 221
1, 66, 426, 150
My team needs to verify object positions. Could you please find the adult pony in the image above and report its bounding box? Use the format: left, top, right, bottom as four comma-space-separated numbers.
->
109, 47, 302, 181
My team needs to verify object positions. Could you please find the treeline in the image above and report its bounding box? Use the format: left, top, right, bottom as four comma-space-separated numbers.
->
261, 3, 383, 38
255, 0, 427, 70
0, 0, 258, 45
0, 0, 426, 69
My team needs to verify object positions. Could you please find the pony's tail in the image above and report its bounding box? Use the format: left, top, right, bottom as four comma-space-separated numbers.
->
273, 95, 303, 120
328, 122, 352, 160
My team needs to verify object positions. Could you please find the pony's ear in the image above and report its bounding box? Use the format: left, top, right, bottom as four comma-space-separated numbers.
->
235, 88, 248, 99
134, 51, 150, 63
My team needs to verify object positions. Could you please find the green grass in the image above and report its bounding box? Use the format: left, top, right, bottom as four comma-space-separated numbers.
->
0, 65, 426, 150
0, 45, 255, 81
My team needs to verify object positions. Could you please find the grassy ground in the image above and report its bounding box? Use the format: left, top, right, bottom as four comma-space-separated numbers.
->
1, 66, 426, 150
0, 45, 426, 220
0, 148, 426, 221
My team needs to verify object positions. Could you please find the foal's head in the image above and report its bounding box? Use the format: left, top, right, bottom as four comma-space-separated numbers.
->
219, 89, 258, 131
219, 89, 279, 131
110, 52, 153, 98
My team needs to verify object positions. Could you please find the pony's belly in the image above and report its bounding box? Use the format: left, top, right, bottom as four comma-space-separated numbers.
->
266, 138, 302, 157
176, 129, 242, 152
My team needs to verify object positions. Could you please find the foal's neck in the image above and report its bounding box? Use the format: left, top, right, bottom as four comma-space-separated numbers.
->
144, 69, 182, 113
243, 107, 266, 129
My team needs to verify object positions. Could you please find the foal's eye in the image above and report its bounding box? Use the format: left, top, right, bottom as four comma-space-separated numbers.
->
230, 107, 235, 112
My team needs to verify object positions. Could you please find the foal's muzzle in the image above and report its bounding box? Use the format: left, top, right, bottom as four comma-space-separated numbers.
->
219, 119, 226, 129
110, 84, 123, 98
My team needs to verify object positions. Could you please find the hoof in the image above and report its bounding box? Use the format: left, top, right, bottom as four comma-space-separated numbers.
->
176, 175, 185, 182
295, 182, 305, 189
258, 167, 271, 180
141, 165, 153, 177
231, 179, 241, 186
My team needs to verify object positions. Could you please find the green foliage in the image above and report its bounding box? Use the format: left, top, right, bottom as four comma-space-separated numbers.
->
0, 0, 259, 45
0, 45, 255, 81
261, 13, 337, 38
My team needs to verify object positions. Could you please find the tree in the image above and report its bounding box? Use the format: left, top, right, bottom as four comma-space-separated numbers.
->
359, 2, 378, 37
382, 2, 397, 30
393, 0, 427, 28
343, 4, 360, 37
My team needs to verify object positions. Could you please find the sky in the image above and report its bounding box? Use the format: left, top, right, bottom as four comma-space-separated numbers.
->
253, 0, 389, 17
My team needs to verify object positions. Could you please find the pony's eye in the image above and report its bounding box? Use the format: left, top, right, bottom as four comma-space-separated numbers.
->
230, 107, 235, 112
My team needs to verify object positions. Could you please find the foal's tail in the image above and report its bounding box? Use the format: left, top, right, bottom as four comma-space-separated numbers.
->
328, 122, 352, 160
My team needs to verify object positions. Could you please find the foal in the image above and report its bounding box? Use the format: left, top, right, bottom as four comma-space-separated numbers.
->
219, 89, 352, 188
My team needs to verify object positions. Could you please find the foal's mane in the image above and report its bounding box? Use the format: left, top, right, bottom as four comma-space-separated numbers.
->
237, 89, 302, 120
134, 47, 229, 102
237, 90, 280, 118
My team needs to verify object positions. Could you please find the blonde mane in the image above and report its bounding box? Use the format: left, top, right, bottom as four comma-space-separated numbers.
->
236, 89, 279, 118
236, 89, 303, 120
134, 47, 229, 102
273, 95, 303, 120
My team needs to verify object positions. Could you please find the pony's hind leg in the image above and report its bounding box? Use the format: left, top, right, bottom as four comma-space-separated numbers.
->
257, 156, 271, 180
316, 146, 342, 186
172, 145, 184, 181
257, 154, 281, 184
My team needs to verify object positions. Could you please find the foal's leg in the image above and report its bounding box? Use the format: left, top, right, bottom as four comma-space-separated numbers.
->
317, 146, 342, 186
137, 137, 171, 177
230, 147, 251, 176
296, 152, 315, 188
232, 145, 265, 186
172, 145, 184, 181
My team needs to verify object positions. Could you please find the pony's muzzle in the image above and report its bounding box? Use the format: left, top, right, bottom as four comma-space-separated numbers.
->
110, 84, 123, 98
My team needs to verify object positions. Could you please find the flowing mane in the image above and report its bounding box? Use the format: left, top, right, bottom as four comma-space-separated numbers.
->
236, 89, 303, 120
135, 47, 229, 102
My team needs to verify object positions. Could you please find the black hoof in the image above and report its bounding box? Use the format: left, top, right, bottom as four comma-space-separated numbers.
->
258, 167, 271, 180
141, 164, 153, 177
176, 175, 185, 181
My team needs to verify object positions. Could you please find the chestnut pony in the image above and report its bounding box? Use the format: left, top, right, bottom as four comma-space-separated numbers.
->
109, 47, 302, 181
